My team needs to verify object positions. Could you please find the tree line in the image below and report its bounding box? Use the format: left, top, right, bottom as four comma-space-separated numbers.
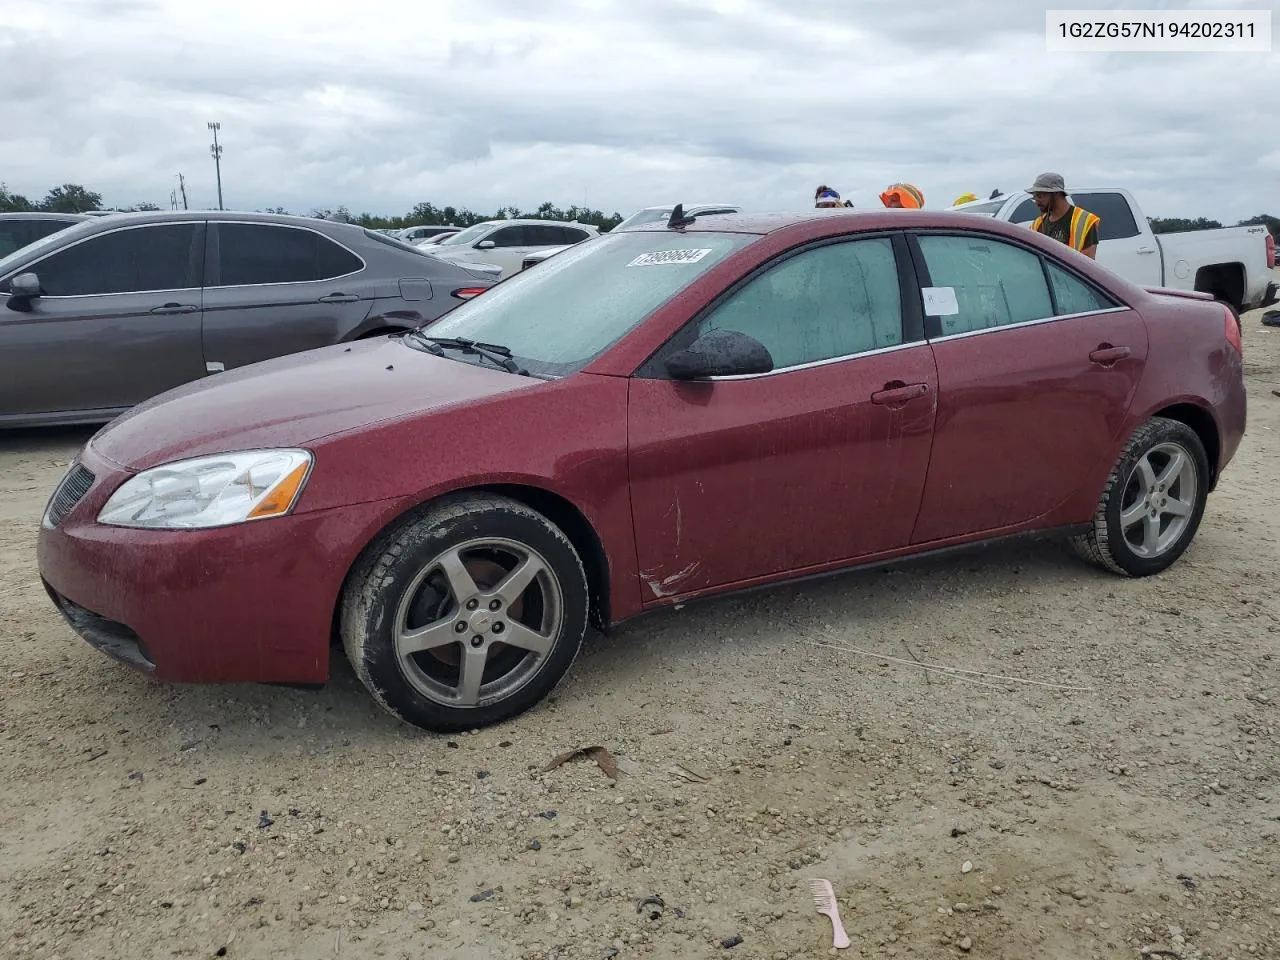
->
1, 182, 624, 231
4, 181, 1277, 239
1150, 214, 1279, 237
305, 200, 626, 232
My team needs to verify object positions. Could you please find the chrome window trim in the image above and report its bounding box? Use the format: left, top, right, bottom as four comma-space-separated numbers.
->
1, 220, 206, 299
927, 306, 1131, 344
701, 305, 1132, 381
203, 220, 367, 290
705, 339, 921, 381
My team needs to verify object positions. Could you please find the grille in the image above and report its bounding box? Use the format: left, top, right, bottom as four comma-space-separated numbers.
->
45, 464, 95, 528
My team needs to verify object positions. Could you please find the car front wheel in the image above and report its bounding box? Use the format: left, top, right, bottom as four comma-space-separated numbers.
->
341, 494, 589, 732
1069, 416, 1210, 577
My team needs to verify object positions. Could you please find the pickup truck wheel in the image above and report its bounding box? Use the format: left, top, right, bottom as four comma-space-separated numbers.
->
1069, 417, 1209, 577
340, 494, 589, 732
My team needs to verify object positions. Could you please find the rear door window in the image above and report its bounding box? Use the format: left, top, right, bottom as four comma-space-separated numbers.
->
216, 223, 363, 286
916, 234, 1055, 336
1070, 192, 1140, 240
1045, 261, 1117, 315
32, 224, 202, 296
522, 225, 563, 246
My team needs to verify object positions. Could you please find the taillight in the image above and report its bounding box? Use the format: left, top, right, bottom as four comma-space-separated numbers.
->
1267, 232, 1275, 270
1224, 303, 1242, 355
451, 287, 487, 301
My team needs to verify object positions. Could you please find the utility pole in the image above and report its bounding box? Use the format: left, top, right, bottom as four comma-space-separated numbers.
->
207, 122, 224, 210
177, 172, 189, 210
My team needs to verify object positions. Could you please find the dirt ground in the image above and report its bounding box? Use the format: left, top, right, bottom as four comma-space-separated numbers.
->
2, 295, 1278, 960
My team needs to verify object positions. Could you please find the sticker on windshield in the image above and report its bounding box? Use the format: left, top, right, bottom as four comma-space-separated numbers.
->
922, 286, 959, 316
628, 248, 713, 267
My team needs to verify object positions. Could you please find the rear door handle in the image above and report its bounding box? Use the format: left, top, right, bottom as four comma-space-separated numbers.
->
149, 303, 199, 315
1136, 247, 1156, 255
318, 292, 360, 303
1089, 344, 1131, 365
871, 381, 929, 405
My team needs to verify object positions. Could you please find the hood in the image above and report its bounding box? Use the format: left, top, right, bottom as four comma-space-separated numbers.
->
90, 337, 536, 471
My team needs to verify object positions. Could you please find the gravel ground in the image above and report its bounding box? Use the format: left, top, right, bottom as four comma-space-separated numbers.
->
2, 297, 1278, 960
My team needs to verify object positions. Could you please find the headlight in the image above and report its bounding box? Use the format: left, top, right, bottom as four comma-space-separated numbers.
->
97, 449, 313, 529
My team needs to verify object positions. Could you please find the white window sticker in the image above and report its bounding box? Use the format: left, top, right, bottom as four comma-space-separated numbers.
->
628, 248, 713, 267
922, 286, 960, 316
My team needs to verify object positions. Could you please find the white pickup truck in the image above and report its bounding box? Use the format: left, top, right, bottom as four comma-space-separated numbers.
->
951, 187, 1277, 313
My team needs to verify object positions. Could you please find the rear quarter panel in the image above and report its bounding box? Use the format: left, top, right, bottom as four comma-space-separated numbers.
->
1127, 293, 1246, 477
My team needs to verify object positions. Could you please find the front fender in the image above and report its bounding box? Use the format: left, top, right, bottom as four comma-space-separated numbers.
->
297, 372, 644, 621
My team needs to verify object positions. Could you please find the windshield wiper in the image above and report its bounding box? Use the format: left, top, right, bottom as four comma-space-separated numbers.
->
412, 334, 530, 376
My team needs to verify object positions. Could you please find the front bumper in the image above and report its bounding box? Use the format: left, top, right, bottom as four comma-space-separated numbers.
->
37, 443, 410, 685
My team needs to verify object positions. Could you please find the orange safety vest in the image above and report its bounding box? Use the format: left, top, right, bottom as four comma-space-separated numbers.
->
1030, 206, 1101, 252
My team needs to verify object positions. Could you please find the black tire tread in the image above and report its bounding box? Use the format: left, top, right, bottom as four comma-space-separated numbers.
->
1068, 416, 1205, 577
340, 493, 587, 730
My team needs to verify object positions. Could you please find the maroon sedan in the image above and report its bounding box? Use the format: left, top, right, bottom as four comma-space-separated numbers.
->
37, 208, 1247, 732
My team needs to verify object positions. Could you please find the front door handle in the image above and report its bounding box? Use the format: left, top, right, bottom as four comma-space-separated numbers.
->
149, 303, 199, 315
871, 381, 930, 405
318, 292, 360, 304
1089, 344, 1131, 365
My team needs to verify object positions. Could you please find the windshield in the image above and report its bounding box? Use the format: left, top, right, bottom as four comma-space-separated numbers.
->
950, 199, 1004, 217
363, 228, 437, 257
413, 229, 754, 376
0, 220, 95, 276
438, 222, 494, 247
613, 208, 671, 232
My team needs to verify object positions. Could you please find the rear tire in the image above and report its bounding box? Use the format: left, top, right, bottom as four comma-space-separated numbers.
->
1069, 417, 1209, 577
340, 494, 589, 732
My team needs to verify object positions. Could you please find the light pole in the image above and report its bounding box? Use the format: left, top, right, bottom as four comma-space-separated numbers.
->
208, 122, 224, 210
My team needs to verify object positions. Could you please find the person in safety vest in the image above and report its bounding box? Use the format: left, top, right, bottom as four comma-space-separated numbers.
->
952, 192, 978, 207
879, 183, 924, 208
1026, 172, 1100, 259
814, 185, 847, 208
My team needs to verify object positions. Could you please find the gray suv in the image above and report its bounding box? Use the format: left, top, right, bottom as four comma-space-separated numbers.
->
0, 211, 497, 428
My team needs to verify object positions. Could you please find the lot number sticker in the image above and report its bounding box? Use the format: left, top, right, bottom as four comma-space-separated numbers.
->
921, 286, 960, 316
628, 248, 713, 267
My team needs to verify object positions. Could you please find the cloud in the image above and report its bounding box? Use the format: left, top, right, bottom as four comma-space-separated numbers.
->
0, 0, 1273, 222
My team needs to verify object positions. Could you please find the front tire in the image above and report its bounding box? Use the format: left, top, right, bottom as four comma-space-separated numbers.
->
341, 494, 589, 732
1069, 417, 1210, 577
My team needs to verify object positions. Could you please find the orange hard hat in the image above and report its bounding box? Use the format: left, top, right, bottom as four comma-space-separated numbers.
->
880, 183, 924, 209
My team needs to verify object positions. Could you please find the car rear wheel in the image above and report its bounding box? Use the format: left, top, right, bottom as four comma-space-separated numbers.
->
1069, 417, 1209, 577
341, 494, 589, 731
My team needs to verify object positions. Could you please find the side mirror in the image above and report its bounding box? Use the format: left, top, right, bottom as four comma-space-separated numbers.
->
475, 239, 496, 250
9, 272, 41, 298
664, 329, 774, 380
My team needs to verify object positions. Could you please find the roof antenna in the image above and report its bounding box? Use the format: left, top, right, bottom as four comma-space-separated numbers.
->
667, 203, 696, 229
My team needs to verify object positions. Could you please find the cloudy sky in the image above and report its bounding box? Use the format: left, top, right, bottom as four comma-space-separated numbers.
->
3, 0, 1275, 222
